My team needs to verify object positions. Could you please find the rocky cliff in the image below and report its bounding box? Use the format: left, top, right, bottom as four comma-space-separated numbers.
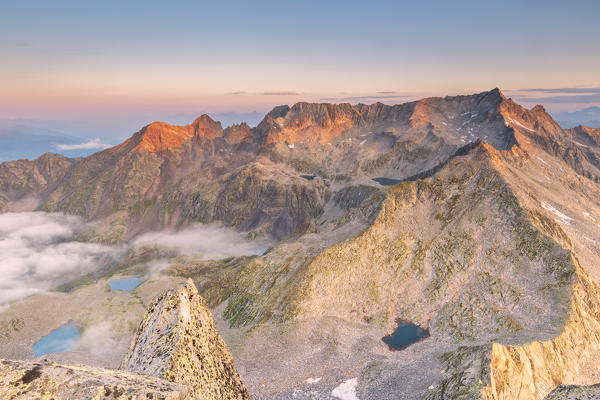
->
121, 279, 249, 400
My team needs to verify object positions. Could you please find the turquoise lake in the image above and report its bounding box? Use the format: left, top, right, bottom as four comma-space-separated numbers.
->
109, 277, 142, 291
33, 323, 80, 357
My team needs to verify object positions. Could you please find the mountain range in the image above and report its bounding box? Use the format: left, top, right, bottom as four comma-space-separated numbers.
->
1, 88, 600, 399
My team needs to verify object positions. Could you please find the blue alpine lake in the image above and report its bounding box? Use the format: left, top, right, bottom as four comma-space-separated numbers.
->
109, 277, 142, 291
382, 320, 430, 351
33, 323, 80, 357
372, 177, 401, 186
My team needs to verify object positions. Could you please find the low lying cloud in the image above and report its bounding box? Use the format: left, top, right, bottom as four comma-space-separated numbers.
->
57, 138, 112, 151
0, 214, 268, 305
0, 212, 123, 304
77, 322, 120, 356
133, 223, 269, 260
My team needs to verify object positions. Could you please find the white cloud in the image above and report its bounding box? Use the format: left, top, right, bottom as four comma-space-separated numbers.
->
133, 223, 269, 260
77, 322, 119, 355
56, 138, 112, 151
0, 212, 124, 304
0, 214, 267, 305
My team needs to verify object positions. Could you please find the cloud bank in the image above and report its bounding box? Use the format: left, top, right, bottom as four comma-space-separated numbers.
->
57, 138, 112, 151
0, 214, 267, 305
0, 212, 123, 304
133, 223, 268, 260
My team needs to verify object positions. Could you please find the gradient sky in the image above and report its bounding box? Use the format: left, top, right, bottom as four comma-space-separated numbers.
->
1, 0, 599, 140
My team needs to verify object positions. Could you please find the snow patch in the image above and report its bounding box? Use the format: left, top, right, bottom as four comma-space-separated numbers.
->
542, 202, 573, 224
332, 378, 359, 400
573, 141, 590, 148
359, 140, 366, 146
442, 122, 448, 126
306, 377, 321, 384
507, 118, 536, 133
288, 143, 295, 149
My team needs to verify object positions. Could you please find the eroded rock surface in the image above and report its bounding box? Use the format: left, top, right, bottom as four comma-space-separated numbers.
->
0, 359, 187, 399
121, 279, 249, 400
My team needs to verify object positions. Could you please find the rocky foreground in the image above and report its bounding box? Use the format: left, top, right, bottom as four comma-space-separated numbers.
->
0, 280, 248, 399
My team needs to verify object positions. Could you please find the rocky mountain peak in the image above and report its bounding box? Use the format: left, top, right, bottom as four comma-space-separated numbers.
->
121, 279, 249, 399
566, 125, 600, 147
131, 115, 223, 153
191, 114, 224, 139
133, 121, 196, 153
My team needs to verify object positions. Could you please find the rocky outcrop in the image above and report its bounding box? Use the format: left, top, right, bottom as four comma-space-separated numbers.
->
121, 279, 249, 400
131, 115, 224, 153
545, 383, 600, 399
481, 260, 600, 400
0, 359, 187, 399
566, 125, 600, 147
0, 152, 76, 202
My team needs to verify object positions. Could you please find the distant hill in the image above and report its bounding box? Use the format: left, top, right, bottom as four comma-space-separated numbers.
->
553, 106, 600, 128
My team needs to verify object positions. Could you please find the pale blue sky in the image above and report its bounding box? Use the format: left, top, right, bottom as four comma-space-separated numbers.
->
1, 0, 599, 140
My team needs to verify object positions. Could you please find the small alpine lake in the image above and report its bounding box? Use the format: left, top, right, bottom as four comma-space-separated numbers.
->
372, 177, 401, 186
109, 277, 142, 291
33, 323, 80, 357
382, 320, 430, 351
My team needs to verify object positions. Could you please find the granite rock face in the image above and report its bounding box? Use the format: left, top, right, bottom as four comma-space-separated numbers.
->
0, 359, 187, 399
545, 383, 600, 400
121, 279, 249, 400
